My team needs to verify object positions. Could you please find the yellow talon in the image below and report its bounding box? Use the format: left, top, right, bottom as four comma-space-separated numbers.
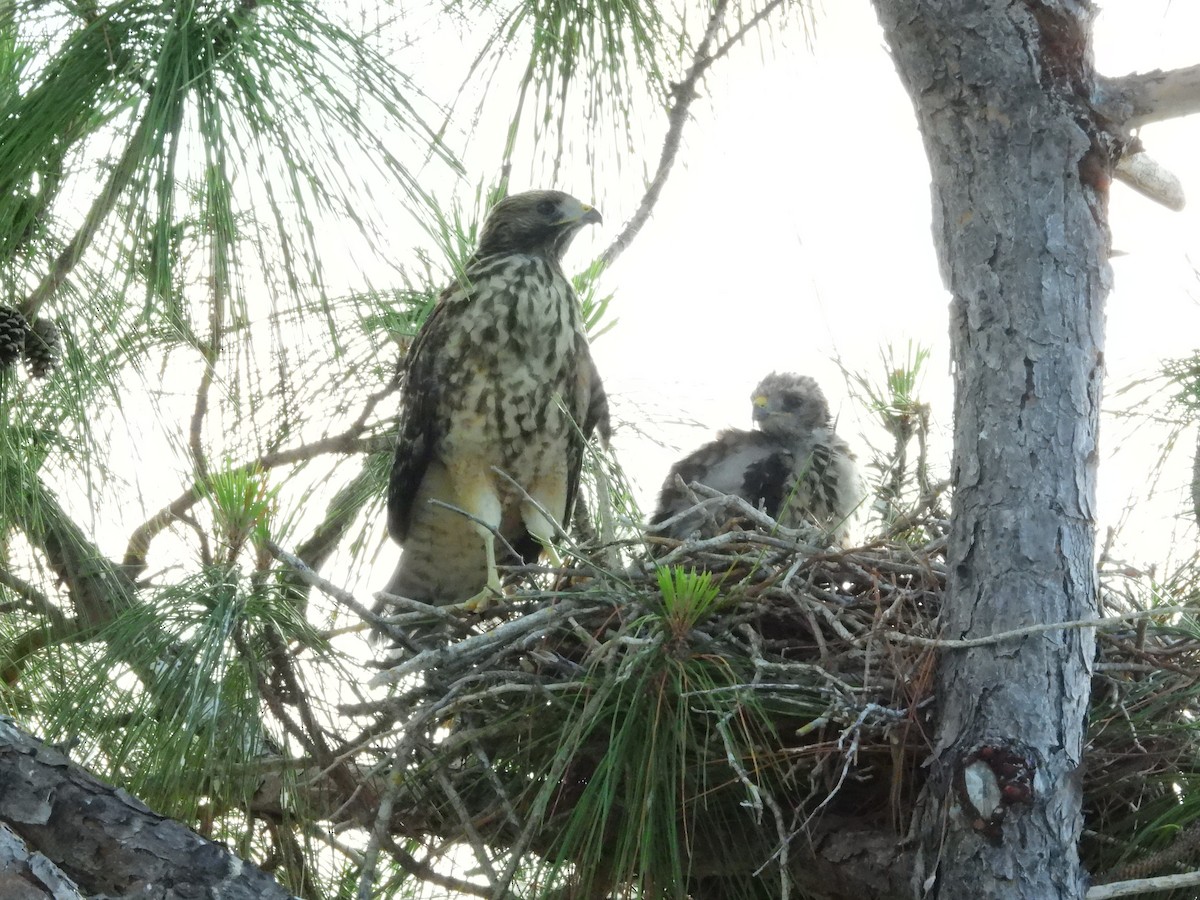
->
459, 586, 501, 613
542, 542, 563, 570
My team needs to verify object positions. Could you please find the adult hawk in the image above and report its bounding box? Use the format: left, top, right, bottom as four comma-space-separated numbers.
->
650, 372, 862, 542
381, 190, 609, 622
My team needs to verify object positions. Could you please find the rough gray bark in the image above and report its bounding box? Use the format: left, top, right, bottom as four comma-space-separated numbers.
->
870, 2, 1108, 898
0, 720, 294, 899
0, 821, 85, 900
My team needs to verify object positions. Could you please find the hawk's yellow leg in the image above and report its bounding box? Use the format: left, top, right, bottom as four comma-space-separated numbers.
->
452, 466, 505, 612
522, 472, 567, 570
461, 520, 504, 612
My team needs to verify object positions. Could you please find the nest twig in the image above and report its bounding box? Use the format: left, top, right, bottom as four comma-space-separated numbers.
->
297, 496, 1200, 894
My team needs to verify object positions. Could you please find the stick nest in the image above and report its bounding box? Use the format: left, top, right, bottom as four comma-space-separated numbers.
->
363, 504, 1200, 892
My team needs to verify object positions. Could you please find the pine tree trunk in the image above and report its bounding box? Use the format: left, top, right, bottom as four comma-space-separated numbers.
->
870, 2, 1108, 897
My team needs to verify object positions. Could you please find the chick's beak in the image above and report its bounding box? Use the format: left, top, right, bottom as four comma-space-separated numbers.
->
752, 396, 769, 423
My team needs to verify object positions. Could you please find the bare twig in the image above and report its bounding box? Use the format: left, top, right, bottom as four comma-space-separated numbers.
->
265, 540, 396, 636
357, 744, 403, 900
715, 709, 793, 896
380, 834, 493, 899
1087, 870, 1200, 899
21, 109, 156, 320
369, 598, 586, 686
870, 605, 1196, 650
423, 746, 504, 893
597, 0, 791, 270
124, 428, 384, 572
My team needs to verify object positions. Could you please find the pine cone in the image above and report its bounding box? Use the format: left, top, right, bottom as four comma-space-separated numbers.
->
24, 317, 62, 378
0, 306, 28, 370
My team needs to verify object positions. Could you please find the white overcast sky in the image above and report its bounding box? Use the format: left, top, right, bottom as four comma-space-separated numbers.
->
92, 1, 1200, 575
565, 0, 1200, 566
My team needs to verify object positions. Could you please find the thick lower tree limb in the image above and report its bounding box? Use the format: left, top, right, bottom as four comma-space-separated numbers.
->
0, 720, 293, 899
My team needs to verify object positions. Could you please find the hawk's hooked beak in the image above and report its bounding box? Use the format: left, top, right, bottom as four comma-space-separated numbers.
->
554, 202, 602, 230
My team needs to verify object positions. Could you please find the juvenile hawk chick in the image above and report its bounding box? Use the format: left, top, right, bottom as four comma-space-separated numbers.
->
380, 190, 609, 626
651, 372, 862, 542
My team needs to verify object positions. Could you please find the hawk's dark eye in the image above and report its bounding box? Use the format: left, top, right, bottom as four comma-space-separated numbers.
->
536, 199, 557, 217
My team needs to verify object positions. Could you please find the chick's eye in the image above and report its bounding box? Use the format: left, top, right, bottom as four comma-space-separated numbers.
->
536, 199, 557, 217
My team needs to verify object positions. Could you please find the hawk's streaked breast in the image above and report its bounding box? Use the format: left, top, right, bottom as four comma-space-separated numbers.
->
379, 190, 608, 639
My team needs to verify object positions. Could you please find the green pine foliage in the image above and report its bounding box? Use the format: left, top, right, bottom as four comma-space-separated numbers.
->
3, 1, 1200, 898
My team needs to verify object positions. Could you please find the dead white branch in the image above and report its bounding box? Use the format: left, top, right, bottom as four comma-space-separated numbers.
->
1114, 151, 1186, 211
1091, 63, 1200, 211
1098, 64, 1200, 128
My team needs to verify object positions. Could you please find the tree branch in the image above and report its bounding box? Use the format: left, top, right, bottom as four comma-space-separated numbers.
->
597, 0, 790, 271
1091, 63, 1200, 210
123, 428, 387, 573
1192, 425, 1200, 532
0, 720, 294, 899
20, 108, 156, 321
19, 476, 137, 629
1097, 63, 1200, 128
123, 368, 397, 575
189, 361, 216, 482
1114, 151, 1185, 211
0, 821, 84, 899
872, 604, 1195, 650
266, 540, 391, 634
0, 569, 67, 628
10, 474, 226, 706
1087, 871, 1200, 899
